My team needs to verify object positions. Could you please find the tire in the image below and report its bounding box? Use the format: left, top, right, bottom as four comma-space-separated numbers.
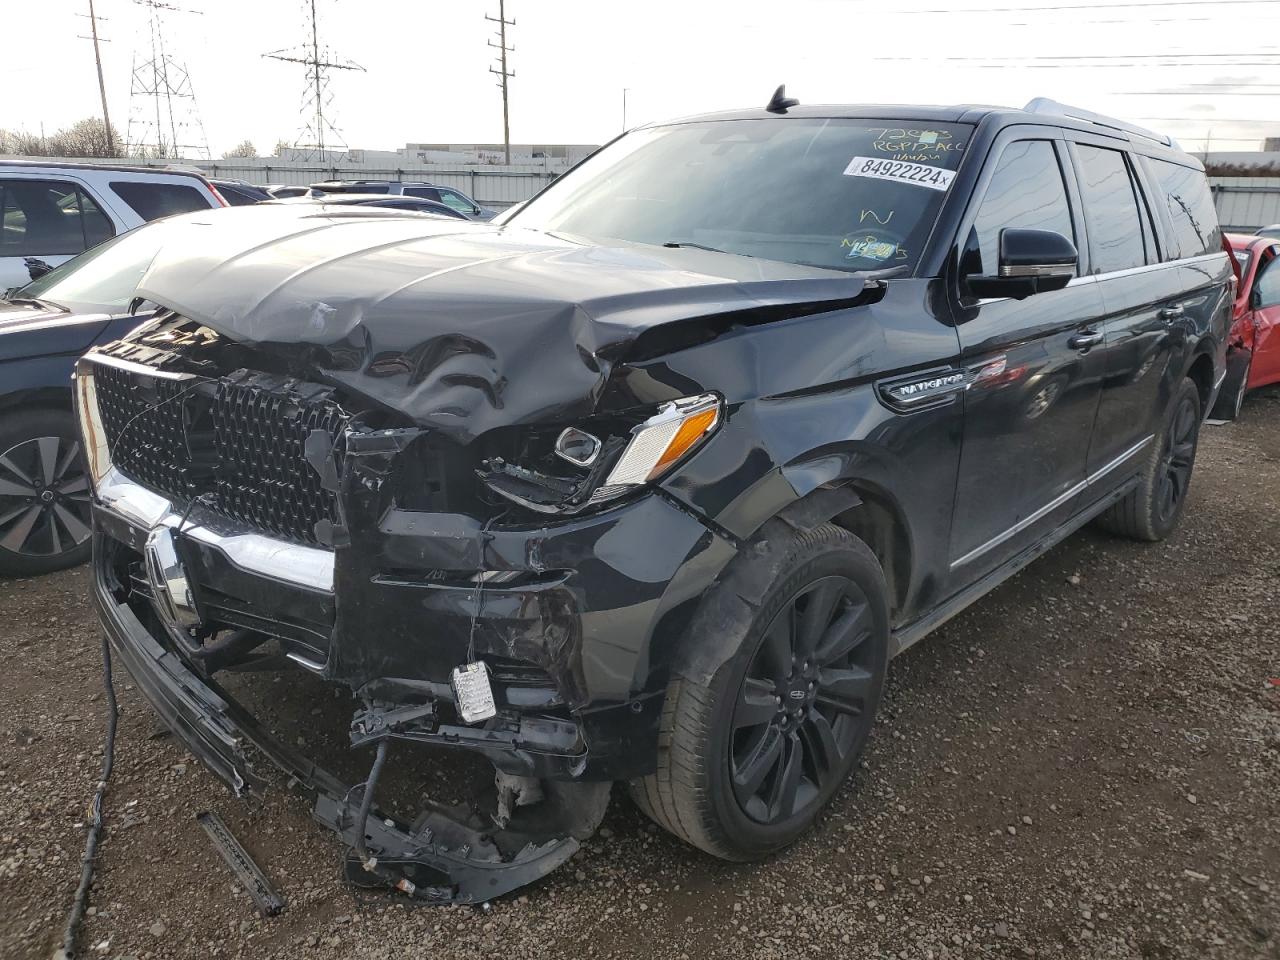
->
630, 521, 889, 861
0, 409, 93, 577
1094, 376, 1201, 542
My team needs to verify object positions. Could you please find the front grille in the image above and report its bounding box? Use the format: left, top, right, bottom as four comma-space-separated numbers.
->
93, 361, 346, 546
94, 363, 197, 501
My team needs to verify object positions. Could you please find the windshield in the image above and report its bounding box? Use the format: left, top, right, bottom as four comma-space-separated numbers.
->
509, 118, 972, 273
14, 222, 170, 313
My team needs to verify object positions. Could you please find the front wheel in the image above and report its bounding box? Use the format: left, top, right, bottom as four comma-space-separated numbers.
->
630, 521, 889, 861
1095, 376, 1201, 542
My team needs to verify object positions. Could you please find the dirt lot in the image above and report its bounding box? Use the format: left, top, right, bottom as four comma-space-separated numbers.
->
3, 389, 1279, 960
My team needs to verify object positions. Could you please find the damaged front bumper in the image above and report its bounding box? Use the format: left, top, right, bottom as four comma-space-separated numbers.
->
76, 342, 739, 899
90, 531, 612, 902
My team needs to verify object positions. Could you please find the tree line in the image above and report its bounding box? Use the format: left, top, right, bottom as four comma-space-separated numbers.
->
0, 118, 291, 161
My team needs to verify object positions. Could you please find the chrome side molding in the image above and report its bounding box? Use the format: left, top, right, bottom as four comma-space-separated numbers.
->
951, 435, 1154, 569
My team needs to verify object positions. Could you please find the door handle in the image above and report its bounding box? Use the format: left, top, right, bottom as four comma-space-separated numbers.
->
1067, 331, 1104, 351
1159, 305, 1185, 323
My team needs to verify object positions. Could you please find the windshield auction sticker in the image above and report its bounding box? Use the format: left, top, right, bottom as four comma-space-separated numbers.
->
843, 156, 955, 192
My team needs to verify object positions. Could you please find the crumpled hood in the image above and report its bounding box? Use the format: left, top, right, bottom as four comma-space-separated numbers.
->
134, 207, 871, 441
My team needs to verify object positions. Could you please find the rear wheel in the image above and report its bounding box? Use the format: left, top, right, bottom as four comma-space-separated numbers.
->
630, 521, 889, 861
0, 410, 93, 577
1095, 377, 1201, 542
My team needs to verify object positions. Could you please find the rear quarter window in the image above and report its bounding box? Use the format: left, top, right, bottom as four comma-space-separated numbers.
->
1074, 145, 1148, 274
108, 180, 212, 221
1148, 160, 1221, 261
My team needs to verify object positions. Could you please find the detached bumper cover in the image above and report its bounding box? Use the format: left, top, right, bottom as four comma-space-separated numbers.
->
90, 541, 608, 902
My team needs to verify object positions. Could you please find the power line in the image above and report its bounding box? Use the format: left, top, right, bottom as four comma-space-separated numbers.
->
1120, 90, 1280, 95
486, 0, 515, 165
1133, 118, 1280, 124
873, 52, 1280, 61
899, 0, 1280, 12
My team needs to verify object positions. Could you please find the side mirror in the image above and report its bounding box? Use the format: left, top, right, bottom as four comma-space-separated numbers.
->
24, 257, 53, 281
1251, 286, 1263, 310
966, 228, 1078, 301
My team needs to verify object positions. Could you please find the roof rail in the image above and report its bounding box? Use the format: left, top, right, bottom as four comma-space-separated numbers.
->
1024, 97, 1178, 149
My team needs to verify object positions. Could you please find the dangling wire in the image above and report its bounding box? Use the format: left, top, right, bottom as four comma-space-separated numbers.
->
466, 507, 510, 664
59, 631, 119, 959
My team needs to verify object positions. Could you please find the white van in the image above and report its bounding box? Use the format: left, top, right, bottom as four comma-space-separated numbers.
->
0, 160, 223, 291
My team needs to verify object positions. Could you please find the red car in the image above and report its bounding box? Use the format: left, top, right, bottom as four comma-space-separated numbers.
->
1220, 233, 1280, 416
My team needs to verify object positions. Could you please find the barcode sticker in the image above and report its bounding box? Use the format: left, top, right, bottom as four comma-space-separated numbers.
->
843, 156, 955, 192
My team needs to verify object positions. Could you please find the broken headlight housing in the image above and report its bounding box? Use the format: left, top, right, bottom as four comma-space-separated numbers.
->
478, 393, 722, 515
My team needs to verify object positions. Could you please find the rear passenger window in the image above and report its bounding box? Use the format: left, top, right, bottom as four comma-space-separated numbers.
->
109, 181, 210, 221
0, 179, 116, 255
404, 187, 441, 201
1149, 160, 1221, 261
1074, 145, 1146, 274
972, 140, 1075, 276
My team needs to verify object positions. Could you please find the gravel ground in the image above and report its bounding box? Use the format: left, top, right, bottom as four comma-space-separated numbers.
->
2, 387, 1279, 960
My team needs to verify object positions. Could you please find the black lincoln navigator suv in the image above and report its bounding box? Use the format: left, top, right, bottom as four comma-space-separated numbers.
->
76, 97, 1231, 901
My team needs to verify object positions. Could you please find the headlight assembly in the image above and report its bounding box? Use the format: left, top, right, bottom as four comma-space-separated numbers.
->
478, 393, 722, 515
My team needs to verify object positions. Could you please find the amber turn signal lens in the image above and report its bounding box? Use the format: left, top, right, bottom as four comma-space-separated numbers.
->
648, 407, 718, 479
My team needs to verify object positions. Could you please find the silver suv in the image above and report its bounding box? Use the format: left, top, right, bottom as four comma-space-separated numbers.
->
0, 161, 222, 290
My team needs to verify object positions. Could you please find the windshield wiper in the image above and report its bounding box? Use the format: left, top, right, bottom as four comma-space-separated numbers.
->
662, 241, 735, 255
2, 296, 68, 312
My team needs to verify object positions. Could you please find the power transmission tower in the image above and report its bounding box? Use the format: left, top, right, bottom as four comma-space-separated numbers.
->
125, 0, 210, 160
486, 0, 515, 165
264, 0, 365, 163
77, 0, 115, 155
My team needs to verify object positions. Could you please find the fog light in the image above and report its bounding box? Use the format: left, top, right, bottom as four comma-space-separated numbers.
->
451, 661, 497, 724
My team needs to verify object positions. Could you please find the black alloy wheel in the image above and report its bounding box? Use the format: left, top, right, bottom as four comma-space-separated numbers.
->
730, 575, 877, 826
1156, 389, 1198, 526
0, 429, 93, 575
631, 522, 889, 860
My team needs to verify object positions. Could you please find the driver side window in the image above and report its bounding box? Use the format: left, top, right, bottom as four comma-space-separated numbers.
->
971, 140, 1075, 276
1256, 251, 1280, 309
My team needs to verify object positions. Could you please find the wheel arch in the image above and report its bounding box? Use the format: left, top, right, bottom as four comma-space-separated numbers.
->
1184, 344, 1216, 413
0, 385, 74, 418
772, 455, 916, 624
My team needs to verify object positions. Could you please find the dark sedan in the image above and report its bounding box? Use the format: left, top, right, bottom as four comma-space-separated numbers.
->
268, 193, 474, 219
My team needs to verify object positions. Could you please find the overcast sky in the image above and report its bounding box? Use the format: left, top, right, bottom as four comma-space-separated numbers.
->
6, 0, 1279, 157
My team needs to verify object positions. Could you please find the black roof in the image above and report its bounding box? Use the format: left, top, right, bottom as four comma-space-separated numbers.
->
654, 99, 1200, 167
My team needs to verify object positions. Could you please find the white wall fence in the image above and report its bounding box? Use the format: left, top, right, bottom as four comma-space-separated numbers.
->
1209, 177, 1280, 232
208, 162, 558, 209
0, 155, 565, 210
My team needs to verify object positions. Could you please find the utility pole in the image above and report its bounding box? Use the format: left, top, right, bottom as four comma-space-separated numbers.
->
486, 0, 515, 165
78, 0, 115, 155
622, 88, 629, 132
